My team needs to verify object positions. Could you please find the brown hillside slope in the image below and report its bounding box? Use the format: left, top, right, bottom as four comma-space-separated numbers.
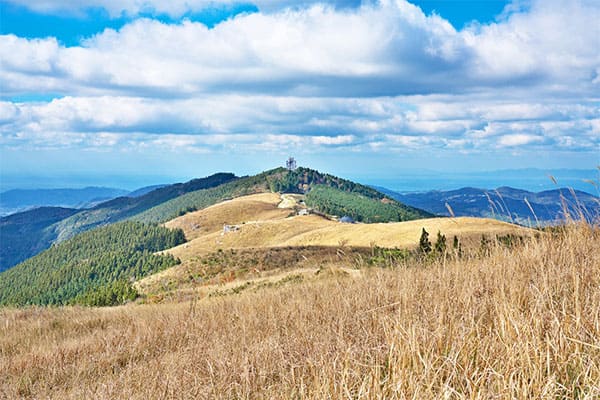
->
164, 192, 290, 241
162, 192, 530, 258
137, 193, 532, 296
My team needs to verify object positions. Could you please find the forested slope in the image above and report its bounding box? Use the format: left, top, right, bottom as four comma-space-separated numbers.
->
54, 172, 237, 241
306, 185, 431, 222
0, 221, 185, 306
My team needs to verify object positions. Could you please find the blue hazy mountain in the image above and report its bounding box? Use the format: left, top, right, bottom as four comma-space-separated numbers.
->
127, 184, 169, 198
0, 187, 129, 216
364, 168, 599, 194
377, 186, 600, 226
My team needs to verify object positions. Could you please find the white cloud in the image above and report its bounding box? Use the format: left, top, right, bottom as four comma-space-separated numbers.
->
0, 0, 598, 165
497, 133, 543, 147
0, 2, 459, 97
2, 0, 599, 99
1, 93, 598, 156
311, 135, 354, 145
463, 0, 600, 91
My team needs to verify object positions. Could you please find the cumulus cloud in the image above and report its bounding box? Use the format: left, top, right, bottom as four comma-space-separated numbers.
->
2, 0, 598, 99
497, 133, 544, 147
0, 0, 598, 164
2, 95, 598, 155
311, 135, 355, 145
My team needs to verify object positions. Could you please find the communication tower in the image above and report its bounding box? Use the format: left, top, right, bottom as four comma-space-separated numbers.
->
286, 157, 297, 171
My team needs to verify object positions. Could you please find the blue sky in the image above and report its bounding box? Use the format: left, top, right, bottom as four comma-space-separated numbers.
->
1, 1, 510, 45
0, 0, 598, 190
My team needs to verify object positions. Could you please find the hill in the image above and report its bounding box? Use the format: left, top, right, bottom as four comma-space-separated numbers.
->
0, 207, 80, 272
132, 167, 431, 224
135, 192, 530, 297
0, 167, 433, 305
380, 186, 600, 226
0, 221, 185, 306
0, 167, 429, 274
0, 186, 128, 216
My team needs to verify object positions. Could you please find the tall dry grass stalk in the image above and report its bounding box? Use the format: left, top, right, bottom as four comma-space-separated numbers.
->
1, 223, 599, 399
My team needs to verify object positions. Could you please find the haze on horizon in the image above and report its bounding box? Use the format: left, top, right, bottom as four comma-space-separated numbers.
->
1, 0, 599, 189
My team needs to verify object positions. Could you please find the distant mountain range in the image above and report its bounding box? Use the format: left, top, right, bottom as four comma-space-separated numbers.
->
377, 186, 600, 226
0, 184, 171, 217
0, 187, 129, 216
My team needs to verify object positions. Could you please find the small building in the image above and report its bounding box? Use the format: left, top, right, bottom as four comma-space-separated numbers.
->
339, 216, 355, 224
222, 224, 240, 234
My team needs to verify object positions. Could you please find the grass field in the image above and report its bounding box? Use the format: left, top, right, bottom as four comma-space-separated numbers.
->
147, 193, 532, 297
164, 193, 529, 251
2, 221, 598, 398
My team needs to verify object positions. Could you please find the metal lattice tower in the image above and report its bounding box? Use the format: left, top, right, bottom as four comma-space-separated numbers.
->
286, 157, 297, 171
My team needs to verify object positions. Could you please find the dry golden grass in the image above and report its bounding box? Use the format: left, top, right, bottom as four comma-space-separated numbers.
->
149, 215, 528, 296
151, 193, 531, 294
164, 192, 529, 253
164, 192, 292, 241
2, 223, 599, 399
136, 245, 374, 300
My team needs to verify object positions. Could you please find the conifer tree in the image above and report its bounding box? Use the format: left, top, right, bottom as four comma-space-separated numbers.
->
434, 231, 447, 254
419, 228, 432, 254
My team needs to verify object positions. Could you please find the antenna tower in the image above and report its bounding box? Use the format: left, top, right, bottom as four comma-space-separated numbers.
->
286, 157, 297, 171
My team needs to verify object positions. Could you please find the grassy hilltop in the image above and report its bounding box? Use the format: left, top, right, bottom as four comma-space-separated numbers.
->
0, 167, 432, 307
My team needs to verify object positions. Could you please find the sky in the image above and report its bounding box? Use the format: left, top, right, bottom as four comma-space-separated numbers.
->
0, 0, 599, 190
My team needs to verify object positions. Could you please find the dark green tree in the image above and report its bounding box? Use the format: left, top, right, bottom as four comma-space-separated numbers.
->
434, 231, 447, 254
418, 228, 432, 254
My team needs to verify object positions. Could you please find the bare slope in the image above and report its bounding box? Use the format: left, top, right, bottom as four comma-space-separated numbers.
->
164, 192, 528, 255
136, 193, 531, 295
